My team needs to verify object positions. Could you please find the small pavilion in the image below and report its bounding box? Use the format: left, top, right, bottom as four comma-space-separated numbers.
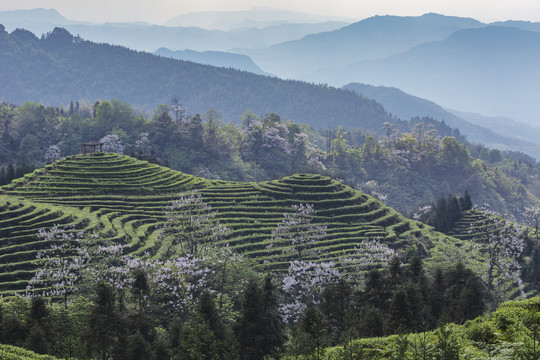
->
82, 141, 103, 156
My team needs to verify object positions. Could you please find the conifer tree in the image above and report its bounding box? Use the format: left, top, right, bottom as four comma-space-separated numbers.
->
235, 275, 285, 360
297, 302, 327, 360
235, 278, 265, 360
321, 277, 352, 344
25, 297, 54, 354
85, 282, 122, 360
261, 274, 286, 357
388, 289, 413, 333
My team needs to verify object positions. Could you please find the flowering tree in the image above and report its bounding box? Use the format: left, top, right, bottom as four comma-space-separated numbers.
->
341, 238, 396, 276
134, 132, 151, 158
158, 191, 228, 259
469, 210, 526, 299
81, 241, 153, 311
269, 203, 327, 261
44, 144, 61, 163
26, 225, 89, 307
152, 245, 246, 318
99, 134, 124, 154
525, 206, 540, 241
281, 260, 339, 323
152, 254, 214, 316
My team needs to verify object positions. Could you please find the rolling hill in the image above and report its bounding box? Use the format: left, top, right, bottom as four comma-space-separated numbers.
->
0, 26, 396, 131
0, 152, 463, 296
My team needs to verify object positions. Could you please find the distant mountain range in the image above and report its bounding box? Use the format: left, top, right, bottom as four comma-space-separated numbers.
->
0, 8, 348, 52
238, 13, 484, 79
164, 8, 354, 30
154, 48, 269, 75
334, 26, 540, 123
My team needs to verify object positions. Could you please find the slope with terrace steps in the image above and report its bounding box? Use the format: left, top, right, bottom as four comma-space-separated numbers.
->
0, 153, 456, 295
446, 209, 539, 298
0, 196, 100, 294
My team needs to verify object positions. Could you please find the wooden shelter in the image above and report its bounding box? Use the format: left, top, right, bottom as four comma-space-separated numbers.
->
82, 141, 103, 155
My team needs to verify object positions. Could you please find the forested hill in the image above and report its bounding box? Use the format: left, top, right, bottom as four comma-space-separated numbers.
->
0, 26, 396, 131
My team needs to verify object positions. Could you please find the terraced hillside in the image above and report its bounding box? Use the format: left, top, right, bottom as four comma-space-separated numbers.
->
0, 153, 457, 295
447, 208, 539, 297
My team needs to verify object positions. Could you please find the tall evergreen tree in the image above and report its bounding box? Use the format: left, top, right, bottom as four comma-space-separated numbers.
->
25, 297, 54, 354
235, 275, 285, 360
297, 302, 327, 360
85, 282, 122, 360
235, 278, 265, 360
321, 277, 352, 344
388, 289, 413, 333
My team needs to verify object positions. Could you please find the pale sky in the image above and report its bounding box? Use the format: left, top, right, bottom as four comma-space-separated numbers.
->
0, 0, 539, 24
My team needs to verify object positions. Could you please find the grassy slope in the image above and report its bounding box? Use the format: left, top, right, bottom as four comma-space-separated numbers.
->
0, 153, 470, 295
317, 296, 540, 359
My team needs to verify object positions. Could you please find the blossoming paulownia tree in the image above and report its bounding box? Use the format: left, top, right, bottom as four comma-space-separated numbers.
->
269, 203, 326, 261
25, 225, 89, 308
158, 191, 229, 259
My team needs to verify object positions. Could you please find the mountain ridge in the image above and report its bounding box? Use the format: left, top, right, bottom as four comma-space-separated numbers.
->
332, 25, 540, 124
0, 26, 396, 132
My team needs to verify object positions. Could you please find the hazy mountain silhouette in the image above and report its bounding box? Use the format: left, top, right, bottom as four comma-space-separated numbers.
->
0, 8, 348, 52
164, 8, 352, 30
0, 8, 75, 35
490, 20, 540, 33
333, 26, 540, 124
240, 13, 483, 79
154, 48, 268, 75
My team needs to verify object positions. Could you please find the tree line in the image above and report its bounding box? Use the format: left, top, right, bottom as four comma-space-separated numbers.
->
1, 100, 539, 218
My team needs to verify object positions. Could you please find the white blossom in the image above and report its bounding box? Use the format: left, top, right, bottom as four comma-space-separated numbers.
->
99, 134, 124, 154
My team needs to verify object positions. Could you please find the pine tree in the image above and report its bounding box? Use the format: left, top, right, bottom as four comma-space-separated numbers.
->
127, 330, 153, 360
0, 302, 3, 342
26, 324, 50, 354
321, 277, 352, 344
462, 190, 472, 210
181, 292, 227, 360
388, 256, 402, 289
235, 275, 285, 360
261, 275, 286, 357
457, 276, 485, 322
235, 278, 265, 360
85, 282, 121, 360
297, 302, 327, 360
131, 269, 150, 313
25, 297, 54, 353
388, 289, 413, 333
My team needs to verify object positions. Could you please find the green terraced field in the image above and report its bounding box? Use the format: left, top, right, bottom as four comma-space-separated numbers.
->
0, 153, 457, 295
447, 209, 540, 298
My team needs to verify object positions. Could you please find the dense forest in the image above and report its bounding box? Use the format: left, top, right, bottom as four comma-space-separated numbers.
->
0, 99, 537, 217
0, 25, 398, 131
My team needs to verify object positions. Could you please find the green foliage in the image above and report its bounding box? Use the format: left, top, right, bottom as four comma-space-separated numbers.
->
0, 28, 397, 133
318, 297, 540, 360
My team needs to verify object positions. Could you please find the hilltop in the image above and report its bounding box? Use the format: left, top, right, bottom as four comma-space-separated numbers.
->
0, 152, 463, 296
